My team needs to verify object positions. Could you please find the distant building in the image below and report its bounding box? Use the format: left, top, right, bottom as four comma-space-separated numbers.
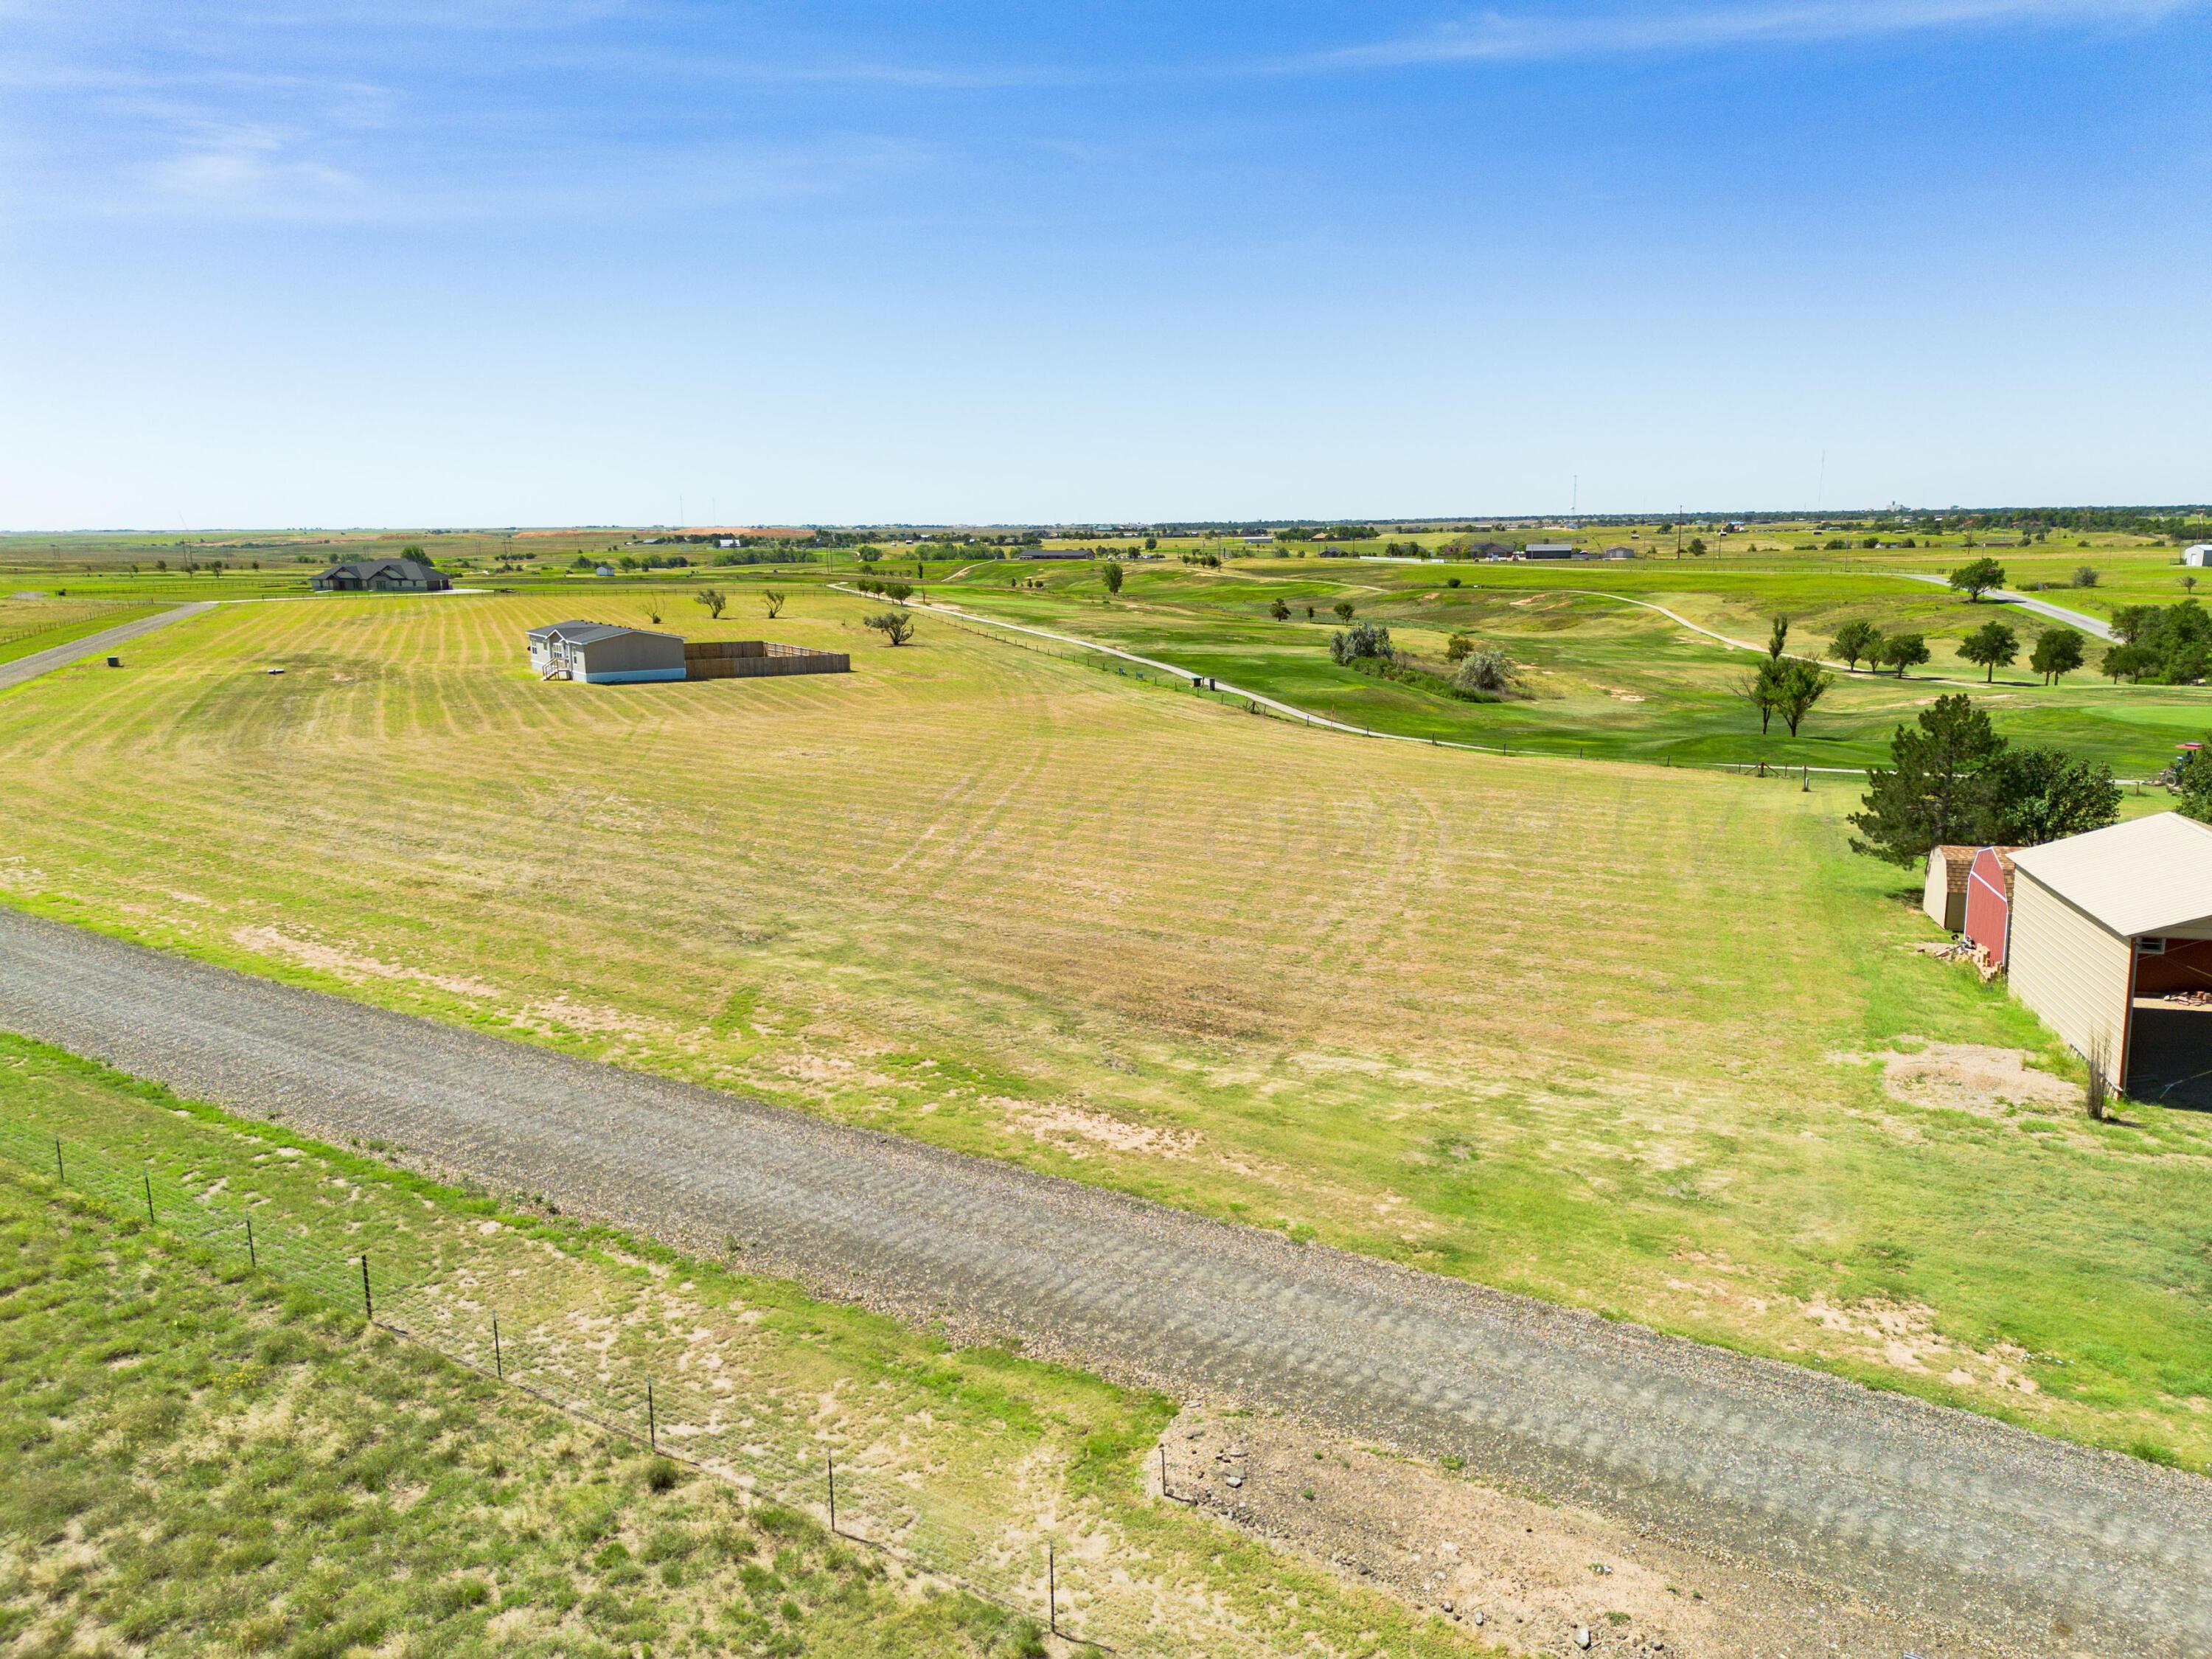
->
311, 557, 451, 593
2184, 544, 2212, 568
594, 563, 615, 577
526, 621, 686, 684
1602, 545, 1636, 560
1523, 543, 1579, 560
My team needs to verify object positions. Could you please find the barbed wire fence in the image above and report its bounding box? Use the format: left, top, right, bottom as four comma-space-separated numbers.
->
0, 1113, 1313, 1658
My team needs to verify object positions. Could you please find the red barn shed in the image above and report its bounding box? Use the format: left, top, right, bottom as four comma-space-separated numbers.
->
1962, 846, 2020, 968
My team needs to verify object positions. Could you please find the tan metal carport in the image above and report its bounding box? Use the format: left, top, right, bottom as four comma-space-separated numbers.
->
2008, 813, 2212, 1105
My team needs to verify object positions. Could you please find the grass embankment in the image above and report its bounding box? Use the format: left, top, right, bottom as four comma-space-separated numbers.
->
0, 1035, 1486, 1659
1, 591, 2210, 1468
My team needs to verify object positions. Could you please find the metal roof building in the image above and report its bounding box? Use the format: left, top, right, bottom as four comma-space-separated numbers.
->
526, 620, 686, 683
2006, 813, 2212, 1102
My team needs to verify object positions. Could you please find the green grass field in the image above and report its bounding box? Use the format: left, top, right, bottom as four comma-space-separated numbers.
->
0, 598, 167, 667
4, 585, 2212, 1471
927, 555, 2209, 773
0, 1035, 1481, 1658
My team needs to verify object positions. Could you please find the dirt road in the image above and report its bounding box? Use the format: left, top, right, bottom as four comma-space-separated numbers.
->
3, 907, 2206, 1655
0, 602, 212, 694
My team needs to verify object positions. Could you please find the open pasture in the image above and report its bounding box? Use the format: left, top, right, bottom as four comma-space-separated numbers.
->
3, 588, 2212, 1465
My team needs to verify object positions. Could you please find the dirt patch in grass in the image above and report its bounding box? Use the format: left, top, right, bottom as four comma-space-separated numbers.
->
1849, 1042, 2079, 1119
1005, 1099, 1200, 1159
232, 924, 505, 1001
1162, 1406, 2034, 1658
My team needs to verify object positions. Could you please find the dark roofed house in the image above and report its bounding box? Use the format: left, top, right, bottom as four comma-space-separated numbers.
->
1523, 543, 1579, 560
312, 557, 451, 593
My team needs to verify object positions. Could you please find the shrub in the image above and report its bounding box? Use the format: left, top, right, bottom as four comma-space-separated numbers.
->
1453, 646, 1521, 695
1328, 622, 1392, 664
642, 1457, 681, 1492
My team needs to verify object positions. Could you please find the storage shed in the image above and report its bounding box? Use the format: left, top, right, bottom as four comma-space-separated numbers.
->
1961, 846, 2019, 967
526, 621, 686, 683
2183, 544, 2212, 568
1922, 845, 1978, 932
2007, 813, 2212, 1102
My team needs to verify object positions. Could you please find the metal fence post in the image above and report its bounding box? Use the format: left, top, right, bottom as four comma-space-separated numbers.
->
492, 1313, 502, 1380
54, 1136, 63, 1187
245, 1214, 255, 1268
1049, 1541, 1059, 1638
144, 1172, 155, 1225
647, 1380, 656, 1451
359, 1255, 372, 1321
827, 1450, 837, 1535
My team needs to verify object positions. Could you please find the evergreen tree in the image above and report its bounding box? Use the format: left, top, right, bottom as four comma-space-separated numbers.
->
1849, 695, 2007, 865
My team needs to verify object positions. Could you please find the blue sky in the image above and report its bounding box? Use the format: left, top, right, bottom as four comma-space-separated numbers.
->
3, 0, 2208, 527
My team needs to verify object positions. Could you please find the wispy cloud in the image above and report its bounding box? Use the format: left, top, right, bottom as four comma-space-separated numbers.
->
1283, 0, 2203, 72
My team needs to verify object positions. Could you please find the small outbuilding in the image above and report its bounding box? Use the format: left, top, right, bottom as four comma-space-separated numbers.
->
527, 621, 686, 683
1961, 846, 2020, 967
2184, 544, 2212, 568
312, 557, 451, 593
2006, 813, 2212, 1102
1922, 845, 1978, 932
1523, 543, 1579, 560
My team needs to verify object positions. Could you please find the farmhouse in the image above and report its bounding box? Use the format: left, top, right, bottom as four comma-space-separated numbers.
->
526, 621, 686, 683
2006, 813, 2212, 1104
1922, 845, 1978, 932
311, 557, 451, 593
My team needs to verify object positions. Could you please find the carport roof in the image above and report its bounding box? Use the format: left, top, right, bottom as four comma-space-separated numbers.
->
2008, 812, 2212, 937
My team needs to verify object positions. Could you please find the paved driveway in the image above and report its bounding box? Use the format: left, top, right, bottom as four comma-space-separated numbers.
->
2, 908, 2208, 1654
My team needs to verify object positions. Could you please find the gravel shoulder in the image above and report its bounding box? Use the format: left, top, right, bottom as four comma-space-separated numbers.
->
0, 602, 213, 692
2, 907, 2208, 1655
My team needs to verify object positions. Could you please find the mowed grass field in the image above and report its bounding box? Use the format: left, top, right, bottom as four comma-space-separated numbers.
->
4, 591, 2212, 1467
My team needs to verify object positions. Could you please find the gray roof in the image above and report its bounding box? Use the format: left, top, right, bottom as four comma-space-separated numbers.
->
528, 621, 678, 647
319, 557, 442, 582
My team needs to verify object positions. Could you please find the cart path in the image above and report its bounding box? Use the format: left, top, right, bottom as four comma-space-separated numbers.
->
0, 602, 212, 693
3, 908, 2208, 1655
1899, 571, 2116, 639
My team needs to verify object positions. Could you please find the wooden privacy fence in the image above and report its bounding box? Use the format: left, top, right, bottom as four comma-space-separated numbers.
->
684, 639, 850, 679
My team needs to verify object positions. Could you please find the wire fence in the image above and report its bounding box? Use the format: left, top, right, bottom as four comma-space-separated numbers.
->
0, 1112, 1310, 1658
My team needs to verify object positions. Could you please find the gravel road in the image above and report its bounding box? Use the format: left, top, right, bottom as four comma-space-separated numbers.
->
4, 907, 2207, 1654
0, 602, 213, 693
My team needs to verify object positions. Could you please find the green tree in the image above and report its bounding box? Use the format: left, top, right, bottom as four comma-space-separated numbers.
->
1849, 695, 2008, 865
1737, 659, 1784, 734
1333, 600, 1355, 621
1269, 597, 1290, 620
1959, 619, 2020, 682
1767, 614, 1790, 660
695, 588, 727, 620
1983, 748, 2121, 844
1774, 659, 1834, 737
2029, 627, 2084, 684
863, 610, 914, 645
1830, 619, 1882, 671
1879, 632, 1930, 677
1101, 560, 1123, 594
762, 591, 786, 619
1947, 557, 2007, 601
2101, 643, 2150, 683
